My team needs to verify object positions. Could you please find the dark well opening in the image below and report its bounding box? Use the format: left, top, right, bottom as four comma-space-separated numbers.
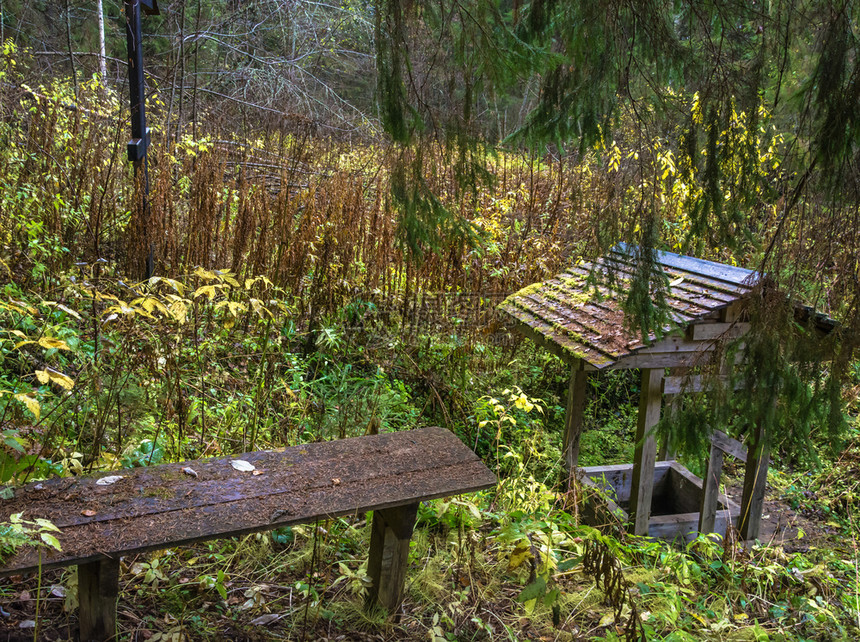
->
618, 466, 701, 516
581, 462, 707, 517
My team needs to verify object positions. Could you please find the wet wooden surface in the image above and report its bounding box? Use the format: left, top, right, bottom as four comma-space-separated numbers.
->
0, 426, 496, 576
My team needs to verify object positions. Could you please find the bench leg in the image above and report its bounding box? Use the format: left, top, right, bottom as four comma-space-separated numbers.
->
78, 558, 119, 642
365, 503, 418, 614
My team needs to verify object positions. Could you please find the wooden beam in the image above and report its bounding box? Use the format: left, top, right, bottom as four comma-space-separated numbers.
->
366, 503, 418, 614
662, 374, 743, 395
78, 558, 119, 642
689, 322, 750, 342
711, 430, 747, 463
629, 368, 662, 536
720, 301, 743, 323
634, 335, 718, 354
739, 423, 769, 540
698, 441, 724, 535
562, 361, 589, 489
609, 352, 716, 370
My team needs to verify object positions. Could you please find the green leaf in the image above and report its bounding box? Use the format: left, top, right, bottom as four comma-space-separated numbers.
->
34, 518, 60, 532
557, 557, 582, 572
543, 588, 560, 606
40, 532, 61, 550
516, 576, 547, 603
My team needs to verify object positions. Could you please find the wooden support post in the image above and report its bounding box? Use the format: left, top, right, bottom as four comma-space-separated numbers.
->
78, 558, 119, 642
366, 503, 418, 614
562, 361, 588, 490
698, 441, 724, 535
629, 368, 662, 536
657, 393, 678, 461
739, 423, 769, 540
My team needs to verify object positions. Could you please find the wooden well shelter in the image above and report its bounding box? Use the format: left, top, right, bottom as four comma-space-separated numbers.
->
498, 244, 834, 541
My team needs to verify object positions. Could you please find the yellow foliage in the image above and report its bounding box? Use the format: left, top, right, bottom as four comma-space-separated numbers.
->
35, 368, 75, 390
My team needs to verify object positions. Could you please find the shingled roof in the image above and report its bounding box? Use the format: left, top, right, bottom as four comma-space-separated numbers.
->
498, 244, 763, 370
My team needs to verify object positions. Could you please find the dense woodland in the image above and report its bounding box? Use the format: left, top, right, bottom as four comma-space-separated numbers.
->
0, 0, 860, 640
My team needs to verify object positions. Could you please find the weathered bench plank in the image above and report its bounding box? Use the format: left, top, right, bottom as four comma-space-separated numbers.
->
0, 426, 495, 638
0, 426, 493, 575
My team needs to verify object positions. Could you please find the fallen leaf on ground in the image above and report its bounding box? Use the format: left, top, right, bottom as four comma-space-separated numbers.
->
231, 460, 255, 472
96, 475, 124, 486
250, 613, 282, 626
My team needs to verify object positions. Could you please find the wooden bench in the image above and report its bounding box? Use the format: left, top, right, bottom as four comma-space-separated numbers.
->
0, 426, 495, 641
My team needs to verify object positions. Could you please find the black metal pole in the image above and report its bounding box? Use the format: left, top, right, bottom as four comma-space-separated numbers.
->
125, 0, 148, 162
124, 0, 158, 278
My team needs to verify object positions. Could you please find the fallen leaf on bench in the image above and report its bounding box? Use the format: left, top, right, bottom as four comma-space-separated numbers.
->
81, 509, 97, 517
231, 460, 255, 472
250, 613, 282, 626
182, 467, 198, 478
96, 475, 124, 486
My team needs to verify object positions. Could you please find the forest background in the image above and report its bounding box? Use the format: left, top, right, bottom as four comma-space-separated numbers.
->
0, 0, 859, 640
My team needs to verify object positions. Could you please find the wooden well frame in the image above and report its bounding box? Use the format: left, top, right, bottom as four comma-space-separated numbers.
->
499, 245, 834, 541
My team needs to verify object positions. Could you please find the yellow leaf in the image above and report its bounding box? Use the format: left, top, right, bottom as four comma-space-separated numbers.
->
133, 297, 169, 316
38, 337, 70, 351
14, 340, 36, 349
14, 393, 40, 421
11, 300, 38, 315
168, 301, 189, 324
507, 543, 532, 571
249, 299, 272, 319
218, 272, 240, 288
193, 267, 217, 281
159, 278, 186, 295
35, 369, 75, 390
193, 285, 218, 300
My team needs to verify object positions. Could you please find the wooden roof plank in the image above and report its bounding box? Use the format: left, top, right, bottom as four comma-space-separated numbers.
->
612, 243, 760, 287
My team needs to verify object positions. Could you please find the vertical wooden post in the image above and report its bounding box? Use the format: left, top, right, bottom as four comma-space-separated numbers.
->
657, 393, 677, 461
78, 558, 119, 642
629, 368, 662, 536
366, 503, 418, 614
562, 360, 588, 490
698, 441, 725, 535
739, 423, 769, 540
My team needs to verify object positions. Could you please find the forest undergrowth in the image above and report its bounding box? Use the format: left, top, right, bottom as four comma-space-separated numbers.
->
0, 45, 858, 641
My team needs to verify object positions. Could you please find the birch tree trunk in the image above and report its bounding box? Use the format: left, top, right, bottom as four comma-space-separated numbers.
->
97, 0, 107, 88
